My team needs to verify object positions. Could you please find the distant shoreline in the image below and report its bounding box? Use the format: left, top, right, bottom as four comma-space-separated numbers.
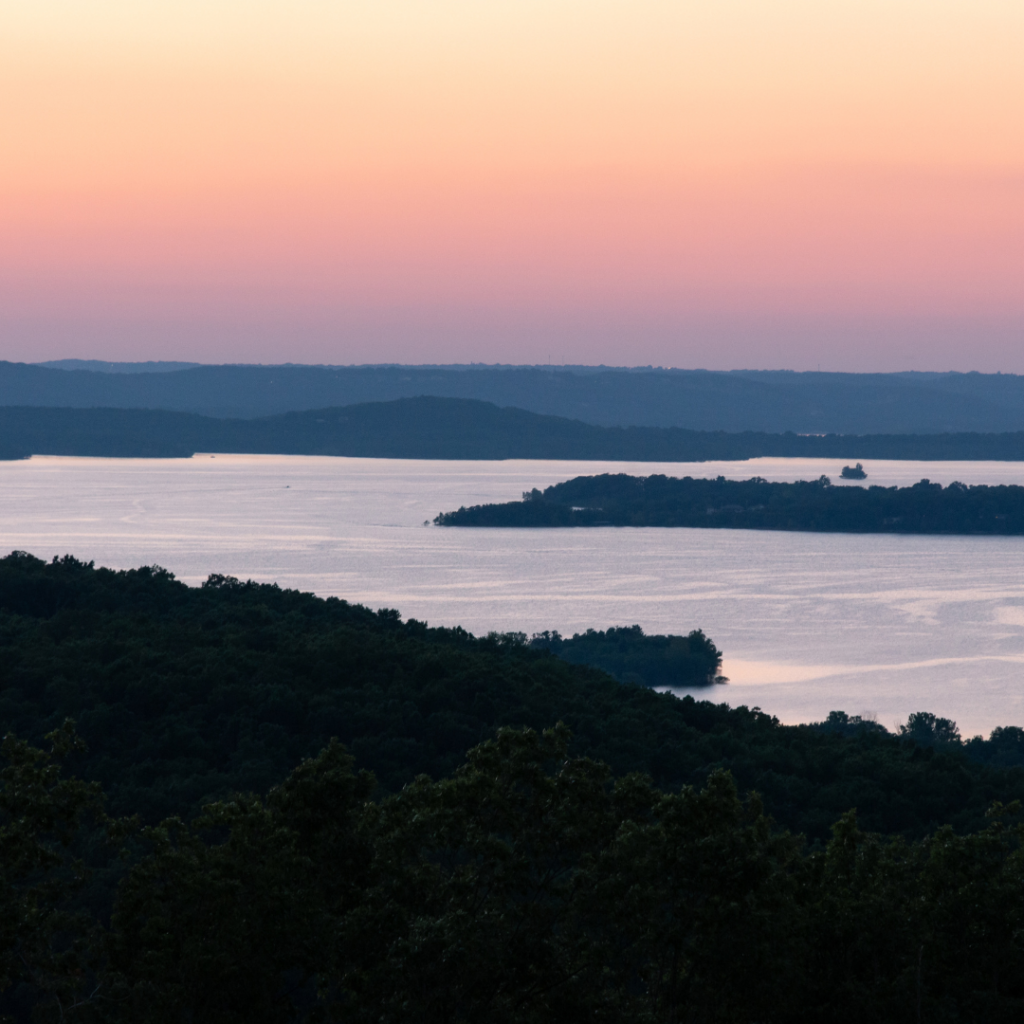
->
10, 398, 1024, 462
435, 472, 1024, 535
10, 362, 1024, 435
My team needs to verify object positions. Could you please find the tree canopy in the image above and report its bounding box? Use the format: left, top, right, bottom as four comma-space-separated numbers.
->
3, 551, 1024, 842
436, 472, 1024, 534
3, 725, 1024, 1022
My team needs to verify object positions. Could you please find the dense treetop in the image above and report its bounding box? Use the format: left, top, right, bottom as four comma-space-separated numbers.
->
528, 625, 725, 688
2, 550, 1024, 840
5, 552, 1024, 1020
4, 722, 1024, 1022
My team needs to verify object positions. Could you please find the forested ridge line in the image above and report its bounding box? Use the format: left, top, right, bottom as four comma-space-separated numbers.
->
5, 552, 1024, 1020
2, 550, 1023, 838
436, 471, 1024, 534
11, 399, 1024, 460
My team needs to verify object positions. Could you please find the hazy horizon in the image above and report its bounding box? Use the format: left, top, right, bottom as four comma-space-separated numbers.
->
28, 360, 1024, 378
3, 2, 1022, 371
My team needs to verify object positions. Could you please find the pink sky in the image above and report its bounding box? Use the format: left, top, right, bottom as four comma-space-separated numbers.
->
1, 1, 1022, 369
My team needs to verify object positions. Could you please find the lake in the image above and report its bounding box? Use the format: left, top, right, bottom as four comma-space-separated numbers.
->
3, 453, 1024, 737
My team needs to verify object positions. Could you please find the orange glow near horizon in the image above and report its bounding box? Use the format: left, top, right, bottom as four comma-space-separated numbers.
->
1, 1, 1022, 368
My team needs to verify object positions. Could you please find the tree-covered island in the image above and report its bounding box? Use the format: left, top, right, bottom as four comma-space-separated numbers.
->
435, 472, 1024, 534
529, 625, 726, 687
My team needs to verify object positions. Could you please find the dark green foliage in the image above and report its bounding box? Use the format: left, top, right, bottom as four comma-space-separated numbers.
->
105, 740, 374, 1024
814, 710, 890, 738
794, 806, 1024, 1023
436, 471, 1024, 534
6, 726, 1024, 1023
0, 723, 105, 1022
9, 552, 1024, 1020
899, 711, 962, 746
4, 550, 1024, 846
345, 726, 800, 1024
529, 625, 725, 687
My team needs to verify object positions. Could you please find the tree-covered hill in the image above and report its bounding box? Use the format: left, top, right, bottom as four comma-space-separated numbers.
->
7, 553, 1024, 1020
12, 399, 1024, 460
436, 472, 1024, 534
2, 551, 1024, 841
11, 360, 1024, 433
8, 724, 1024, 1023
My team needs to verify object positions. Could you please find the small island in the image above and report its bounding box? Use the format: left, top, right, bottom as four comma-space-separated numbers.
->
435, 472, 1024, 535
841, 462, 867, 479
530, 624, 726, 688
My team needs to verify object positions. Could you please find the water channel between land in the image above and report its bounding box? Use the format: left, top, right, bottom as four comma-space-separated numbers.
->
3, 453, 1024, 736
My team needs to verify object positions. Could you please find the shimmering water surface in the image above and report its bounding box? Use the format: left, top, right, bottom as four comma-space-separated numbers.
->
4, 454, 1024, 736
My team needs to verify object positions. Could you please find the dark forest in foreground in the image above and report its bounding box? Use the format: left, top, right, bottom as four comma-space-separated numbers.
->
3, 551, 1023, 837
437, 472, 1024, 534
11, 399, 1024, 461
10, 722, 1024, 1023
5, 553, 1024, 1021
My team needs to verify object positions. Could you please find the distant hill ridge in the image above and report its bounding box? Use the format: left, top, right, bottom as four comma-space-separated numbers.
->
7, 360, 1024, 433
37, 359, 202, 373
6, 397, 1024, 461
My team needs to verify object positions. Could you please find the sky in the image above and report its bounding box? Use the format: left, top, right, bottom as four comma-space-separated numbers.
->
1, 1, 1022, 370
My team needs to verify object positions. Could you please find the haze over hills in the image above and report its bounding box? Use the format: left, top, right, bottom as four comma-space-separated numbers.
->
7, 398, 1024, 461
37, 359, 203, 374
9, 361, 1024, 434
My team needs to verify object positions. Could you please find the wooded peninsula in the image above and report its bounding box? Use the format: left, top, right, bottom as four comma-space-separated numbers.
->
435, 472, 1024, 534
4, 553, 1024, 1021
